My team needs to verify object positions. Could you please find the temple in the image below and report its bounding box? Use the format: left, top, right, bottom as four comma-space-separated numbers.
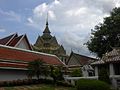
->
0, 33, 65, 81
33, 18, 67, 62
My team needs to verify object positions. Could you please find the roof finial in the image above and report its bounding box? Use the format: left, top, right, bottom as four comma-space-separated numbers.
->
43, 12, 51, 34
46, 12, 48, 26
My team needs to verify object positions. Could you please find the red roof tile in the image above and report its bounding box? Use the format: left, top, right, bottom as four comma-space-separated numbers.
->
0, 45, 64, 67
8, 35, 23, 46
0, 33, 32, 50
0, 62, 27, 69
0, 33, 17, 45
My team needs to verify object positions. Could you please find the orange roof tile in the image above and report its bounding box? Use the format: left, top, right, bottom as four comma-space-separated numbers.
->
0, 62, 27, 69
0, 45, 64, 69
0, 33, 17, 45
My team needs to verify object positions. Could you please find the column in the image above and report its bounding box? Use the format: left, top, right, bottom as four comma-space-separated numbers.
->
109, 63, 117, 88
71, 80, 75, 85
109, 63, 114, 76
95, 66, 98, 76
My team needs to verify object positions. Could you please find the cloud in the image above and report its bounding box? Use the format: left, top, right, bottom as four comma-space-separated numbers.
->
0, 9, 21, 22
27, 0, 117, 57
0, 28, 6, 32
115, 0, 120, 7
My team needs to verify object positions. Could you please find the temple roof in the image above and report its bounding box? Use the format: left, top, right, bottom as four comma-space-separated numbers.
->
104, 47, 120, 63
91, 47, 120, 65
0, 33, 33, 50
0, 45, 65, 69
43, 20, 51, 34
67, 52, 96, 66
34, 17, 66, 57
8, 35, 24, 46
0, 33, 18, 45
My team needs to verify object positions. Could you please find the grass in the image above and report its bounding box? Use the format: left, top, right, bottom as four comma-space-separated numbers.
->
3, 84, 75, 90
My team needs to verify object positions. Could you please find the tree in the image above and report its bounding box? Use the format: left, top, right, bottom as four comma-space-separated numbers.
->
49, 66, 64, 84
86, 7, 120, 58
42, 65, 49, 79
27, 59, 46, 80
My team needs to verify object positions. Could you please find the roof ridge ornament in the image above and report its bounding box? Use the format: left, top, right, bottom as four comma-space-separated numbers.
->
43, 12, 51, 34
46, 12, 48, 26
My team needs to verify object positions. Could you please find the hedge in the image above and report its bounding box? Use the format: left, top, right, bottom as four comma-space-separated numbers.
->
76, 79, 111, 90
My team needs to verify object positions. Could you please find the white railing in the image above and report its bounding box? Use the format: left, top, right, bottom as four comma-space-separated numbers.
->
64, 76, 98, 80
64, 75, 120, 88
64, 76, 98, 85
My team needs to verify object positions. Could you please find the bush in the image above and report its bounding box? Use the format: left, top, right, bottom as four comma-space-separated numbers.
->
98, 68, 111, 84
76, 79, 110, 90
50, 66, 64, 84
56, 81, 73, 87
70, 69, 82, 77
0, 78, 73, 87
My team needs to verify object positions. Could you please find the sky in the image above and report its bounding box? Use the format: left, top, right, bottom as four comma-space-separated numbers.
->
0, 0, 120, 57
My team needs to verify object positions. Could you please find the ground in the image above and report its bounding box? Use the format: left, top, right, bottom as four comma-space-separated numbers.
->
0, 84, 75, 90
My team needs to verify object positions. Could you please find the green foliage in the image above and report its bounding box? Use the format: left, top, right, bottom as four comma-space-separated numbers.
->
27, 59, 47, 80
98, 68, 110, 84
76, 79, 110, 90
86, 7, 120, 57
4, 84, 74, 90
50, 66, 64, 84
70, 68, 82, 77
42, 65, 49, 79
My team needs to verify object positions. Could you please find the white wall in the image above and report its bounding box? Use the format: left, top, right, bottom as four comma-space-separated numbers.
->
16, 38, 30, 50
0, 69, 27, 81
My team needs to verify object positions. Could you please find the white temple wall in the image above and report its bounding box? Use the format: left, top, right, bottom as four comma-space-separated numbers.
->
0, 69, 27, 81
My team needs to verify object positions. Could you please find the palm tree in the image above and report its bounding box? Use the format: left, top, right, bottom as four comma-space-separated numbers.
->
27, 59, 45, 80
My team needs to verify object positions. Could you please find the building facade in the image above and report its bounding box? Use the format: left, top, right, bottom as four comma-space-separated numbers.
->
92, 47, 120, 88
0, 44, 65, 81
0, 33, 65, 81
66, 51, 97, 77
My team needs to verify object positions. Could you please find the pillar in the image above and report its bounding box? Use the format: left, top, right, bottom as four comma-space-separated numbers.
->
71, 80, 75, 85
109, 63, 114, 76
109, 63, 117, 88
95, 66, 98, 76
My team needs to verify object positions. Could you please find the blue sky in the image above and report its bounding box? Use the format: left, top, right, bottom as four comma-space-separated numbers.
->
0, 0, 120, 57
0, 0, 52, 42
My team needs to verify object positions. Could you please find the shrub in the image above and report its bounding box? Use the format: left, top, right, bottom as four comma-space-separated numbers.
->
56, 81, 73, 87
70, 68, 82, 77
76, 79, 110, 90
98, 68, 111, 84
50, 66, 64, 84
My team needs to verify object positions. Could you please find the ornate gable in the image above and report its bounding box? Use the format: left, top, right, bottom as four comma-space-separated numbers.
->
16, 35, 32, 50
0, 33, 18, 45
0, 33, 32, 50
67, 52, 96, 66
